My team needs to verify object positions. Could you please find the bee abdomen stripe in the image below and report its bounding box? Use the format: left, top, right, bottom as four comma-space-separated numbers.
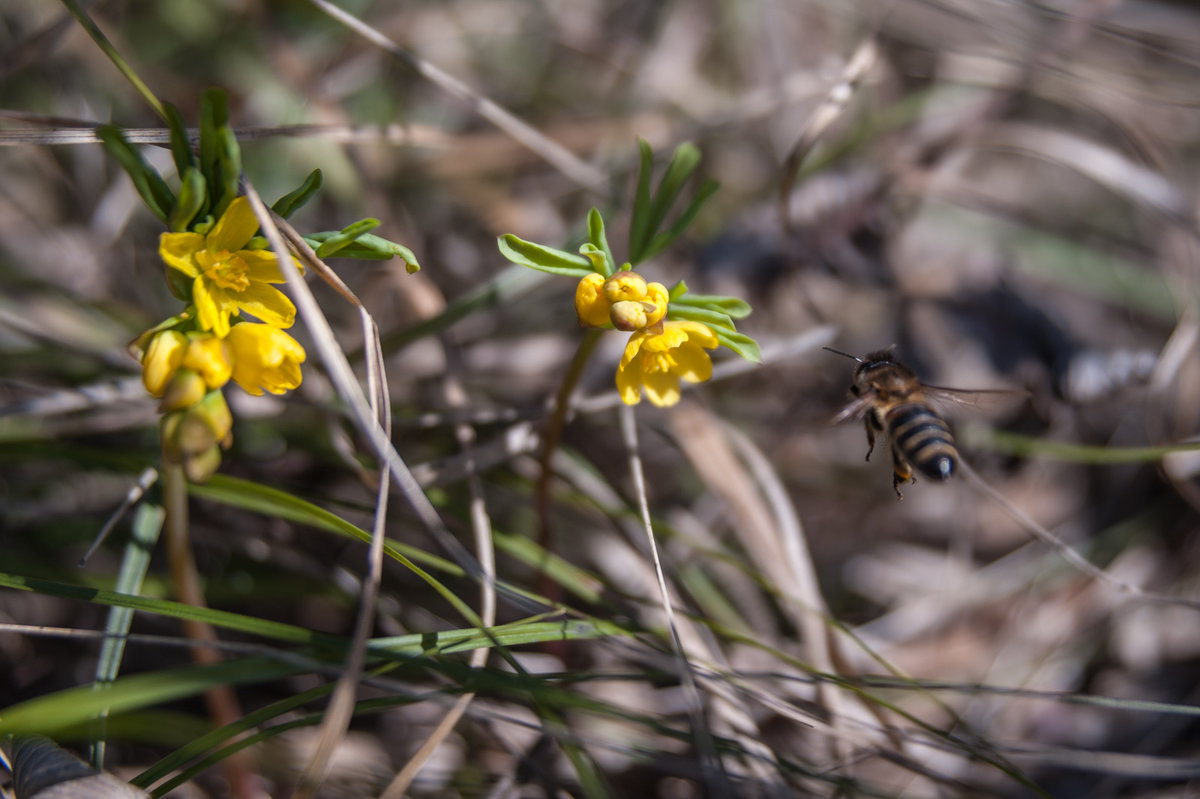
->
887, 404, 957, 479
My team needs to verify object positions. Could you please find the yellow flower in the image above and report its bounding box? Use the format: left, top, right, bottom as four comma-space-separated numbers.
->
227, 323, 306, 396
159, 196, 299, 338
575, 273, 610, 327
616, 320, 719, 407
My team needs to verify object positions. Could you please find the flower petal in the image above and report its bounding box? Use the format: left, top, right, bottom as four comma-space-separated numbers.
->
228, 324, 306, 396
194, 277, 232, 338
642, 369, 681, 407
240, 249, 291, 283
233, 283, 297, 328
159, 232, 205, 277
619, 330, 649, 371
616, 357, 643, 404
672, 343, 713, 383
206, 196, 259, 252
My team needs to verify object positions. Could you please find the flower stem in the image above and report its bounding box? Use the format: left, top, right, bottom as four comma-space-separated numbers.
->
536, 329, 602, 559
162, 458, 266, 799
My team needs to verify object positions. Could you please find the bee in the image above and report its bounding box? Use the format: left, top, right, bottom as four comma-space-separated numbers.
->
826, 347, 1010, 499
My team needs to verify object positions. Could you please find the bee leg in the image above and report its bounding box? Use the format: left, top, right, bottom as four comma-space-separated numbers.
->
863, 419, 877, 462
890, 447, 913, 500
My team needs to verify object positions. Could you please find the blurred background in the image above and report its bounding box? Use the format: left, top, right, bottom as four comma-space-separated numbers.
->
4, 0, 1200, 797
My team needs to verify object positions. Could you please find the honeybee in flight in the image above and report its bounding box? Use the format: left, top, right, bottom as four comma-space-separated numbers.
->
825, 347, 1017, 499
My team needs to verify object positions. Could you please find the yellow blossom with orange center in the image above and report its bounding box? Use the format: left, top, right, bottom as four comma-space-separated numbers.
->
616, 320, 719, 407
158, 196, 300, 338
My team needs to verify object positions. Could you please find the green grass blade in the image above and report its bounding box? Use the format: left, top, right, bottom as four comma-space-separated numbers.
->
90, 502, 165, 767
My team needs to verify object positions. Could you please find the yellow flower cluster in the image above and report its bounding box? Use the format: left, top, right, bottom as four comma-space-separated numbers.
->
135, 196, 307, 481
575, 270, 717, 408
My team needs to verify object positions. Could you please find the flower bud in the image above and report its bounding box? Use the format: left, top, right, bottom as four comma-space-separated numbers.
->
574, 273, 611, 328
610, 300, 653, 331
160, 369, 208, 413
141, 330, 187, 397
644, 282, 669, 327
183, 334, 232, 390
602, 271, 648, 303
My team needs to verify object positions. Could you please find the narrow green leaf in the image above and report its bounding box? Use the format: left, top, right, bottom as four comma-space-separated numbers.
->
492, 530, 606, 605
0, 571, 320, 644
314, 218, 381, 259
198, 88, 228, 199
668, 305, 735, 331
670, 290, 752, 319
168, 166, 206, 232
643, 142, 702, 244
188, 476, 490, 628
97, 127, 173, 222
303, 231, 419, 271
628, 138, 656, 263
714, 328, 762, 363
0, 658, 303, 736
212, 125, 242, 220
91, 502, 165, 767
638, 178, 718, 264
668, 279, 689, 301
586, 207, 616, 276
162, 102, 194, 175
578, 244, 609, 275
497, 234, 594, 277
271, 169, 323, 219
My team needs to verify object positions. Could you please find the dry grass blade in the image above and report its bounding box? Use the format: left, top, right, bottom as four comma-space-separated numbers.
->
306, 0, 607, 192
780, 38, 878, 232
617, 403, 731, 795
381, 343, 499, 798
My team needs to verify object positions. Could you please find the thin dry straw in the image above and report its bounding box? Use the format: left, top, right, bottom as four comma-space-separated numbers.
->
307, 0, 608, 192
618, 403, 732, 796
293, 308, 392, 799
243, 184, 541, 615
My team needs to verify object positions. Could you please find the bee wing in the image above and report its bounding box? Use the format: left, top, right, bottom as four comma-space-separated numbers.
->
922, 384, 1028, 417
831, 395, 875, 424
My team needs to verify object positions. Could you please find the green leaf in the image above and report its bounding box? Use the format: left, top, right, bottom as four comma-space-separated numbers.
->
90, 502, 164, 766
271, 169, 323, 219
302, 231, 419, 271
212, 125, 242, 220
638, 178, 719, 263
497, 234, 594, 277
313, 218, 381, 259
670, 289, 752, 319
586, 208, 616, 276
628, 138, 656, 264
199, 88, 229, 202
96, 127, 173, 222
0, 658, 304, 737
168, 166, 207, 232
668, 305, 736, 332
189, 475, 490, 627
627, 141, 713, 265
578, 244, 609, 275
0, 571, 322, 643
163, 101, 195, 176
714, 327, 762, 363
